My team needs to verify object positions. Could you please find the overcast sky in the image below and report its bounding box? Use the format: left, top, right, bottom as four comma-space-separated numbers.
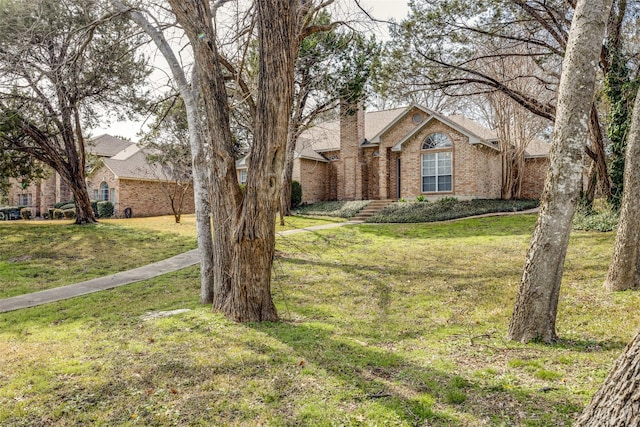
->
92, 1, 411, 140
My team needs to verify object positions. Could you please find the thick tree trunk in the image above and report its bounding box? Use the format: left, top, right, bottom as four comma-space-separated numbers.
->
168, 0, 299, 322
63, 172, 96, 225
507, 0, 614, 343
574, 328, 640, 426
110, 0, 216, 304
222, 0, 299, 322
604, 88, 640, 291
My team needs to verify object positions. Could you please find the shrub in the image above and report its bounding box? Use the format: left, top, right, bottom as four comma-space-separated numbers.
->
91, 200, 98, 217
53, 209, 65, 220
63, 208, 76, 219
97, 201, 114, 218
48, 208, 55, 219
295, 200, 370, 218
367, 199, 539, 223
59, 203, 75, 210
415, 195, 427, 202
20, 207, 32, 220
54, 200, 73, 209
291, 180, 302, 208
573, 209, 619, 232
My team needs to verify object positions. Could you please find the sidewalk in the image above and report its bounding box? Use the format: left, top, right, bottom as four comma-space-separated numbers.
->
0, 209, 538, 314
0, 221, 356, 313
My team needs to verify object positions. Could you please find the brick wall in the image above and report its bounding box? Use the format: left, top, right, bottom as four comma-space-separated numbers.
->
521, 157, 549, 199
87, 165, 195, 218
293, 159, 327, 203
339, 101, 365, 200
377, 111, 502, 200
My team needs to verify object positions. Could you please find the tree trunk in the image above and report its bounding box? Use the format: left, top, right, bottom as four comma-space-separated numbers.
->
507, 0, 614, 343
588, 104, 612, 200
110, 0, 216, 304
574, 328, 640, 426
222, 0, 299, 322
280, 129, 297, 226
604, 87, 640, 291
168, 0, 299, 322
63, 171, 96, 225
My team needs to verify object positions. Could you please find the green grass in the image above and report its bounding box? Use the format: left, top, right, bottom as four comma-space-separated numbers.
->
0, 213, 633, 426
0, 215, 343, 298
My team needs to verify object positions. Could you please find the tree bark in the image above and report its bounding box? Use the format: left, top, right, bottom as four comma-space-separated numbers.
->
280, 129, 297, 225
110, 0, 216, 303
574, 328, 640, 426
223, 0, 299, 321
507, 0, 614, 343
604, 85, 640, 291
168, 0, 299, 322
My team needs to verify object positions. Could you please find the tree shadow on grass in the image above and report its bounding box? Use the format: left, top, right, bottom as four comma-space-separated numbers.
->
251, 319, 582, 426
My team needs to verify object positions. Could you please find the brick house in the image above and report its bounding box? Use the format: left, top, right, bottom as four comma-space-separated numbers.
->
8, 134, 195, 218
236, 104, 549, 203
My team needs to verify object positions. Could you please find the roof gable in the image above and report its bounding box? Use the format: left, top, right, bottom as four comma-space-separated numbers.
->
390, 111, 500, 152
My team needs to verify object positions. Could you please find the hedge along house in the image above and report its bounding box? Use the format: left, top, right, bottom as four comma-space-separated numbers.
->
236, 104, 550, 204
8, 134, 195, 218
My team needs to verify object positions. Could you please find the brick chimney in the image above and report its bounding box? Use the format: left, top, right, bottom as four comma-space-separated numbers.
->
339, 100, 365, 200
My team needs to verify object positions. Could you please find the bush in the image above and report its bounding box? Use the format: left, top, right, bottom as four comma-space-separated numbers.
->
0, 206, 25, 220
53, 209, 65, 220
59, 203, 75, 210
48, 208, 55, 219
20, 207, 32, 220
54, 200, 73, 209
291, 180, 302, 208
415, 195, 427, 202
91, 200, 98, 217
63, 208, 76, 219
367, 199, 539, 223
573, 209, 619, 232
97, 201, 114, 218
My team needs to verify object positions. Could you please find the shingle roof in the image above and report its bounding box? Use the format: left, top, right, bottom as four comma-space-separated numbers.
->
103, 149, 164, 181
88, 134, 135, 157
298, 107, 407, 153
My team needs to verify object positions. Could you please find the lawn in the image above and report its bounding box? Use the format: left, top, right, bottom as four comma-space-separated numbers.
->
1, 214, 635, 426
0, 214, 344, 298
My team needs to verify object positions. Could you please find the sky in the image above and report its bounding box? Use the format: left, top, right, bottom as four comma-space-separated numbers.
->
91, 1, 411, 141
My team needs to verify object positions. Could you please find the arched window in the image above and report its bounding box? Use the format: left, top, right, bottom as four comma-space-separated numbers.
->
421, 133, 453, 193
100, 182, 109, 201
422, 133, 452, 150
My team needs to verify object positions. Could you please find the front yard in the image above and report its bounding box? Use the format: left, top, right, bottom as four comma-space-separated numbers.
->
0, 214, 633, 426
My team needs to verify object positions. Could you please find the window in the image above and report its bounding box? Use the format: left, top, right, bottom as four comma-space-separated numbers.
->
17, 193, 32, 206
421, 133, 453, 193
93, 190, 99, 200
110, 188, 116, 203
239, 170, 247, 185
100, 182, 109, 201
422, 133, 452, 149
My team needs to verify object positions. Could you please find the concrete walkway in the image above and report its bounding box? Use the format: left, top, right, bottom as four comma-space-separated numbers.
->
0, 221, 357, 313
0, 209, 539, 314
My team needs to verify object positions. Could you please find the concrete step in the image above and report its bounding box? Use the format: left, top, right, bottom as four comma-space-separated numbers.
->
351, 199, 395, 222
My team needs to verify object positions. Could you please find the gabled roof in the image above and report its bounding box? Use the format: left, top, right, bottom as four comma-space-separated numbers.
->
369, 104, 434, 144
298, 107, 407, 153
524, 138, 551, 158
102, 149, 164, 181
88, 134, 135, 157
390, 109, 500, 152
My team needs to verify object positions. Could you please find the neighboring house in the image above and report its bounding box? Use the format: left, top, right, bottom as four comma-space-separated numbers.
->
8, 134, 195, 218
236, 104, 550, 204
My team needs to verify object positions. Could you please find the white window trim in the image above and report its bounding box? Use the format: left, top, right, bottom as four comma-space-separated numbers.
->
421, 152, 453, 193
